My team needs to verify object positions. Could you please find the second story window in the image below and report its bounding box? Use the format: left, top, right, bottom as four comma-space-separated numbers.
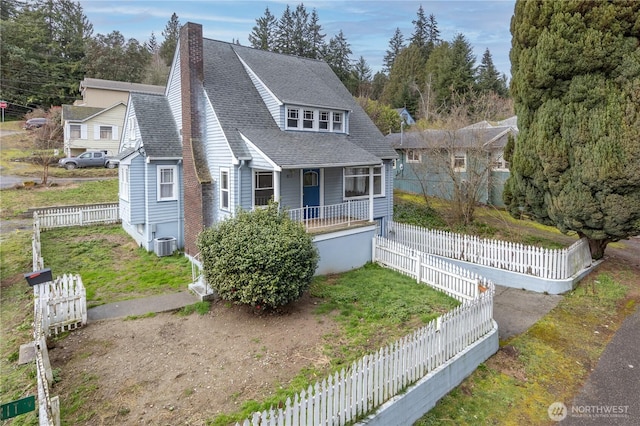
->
319, 111, 329, 130
287, 108, 299, 128
70, 124, 81, 139
303, 110, 314, 129
99, 126, 112, 139
285, 106, 346, 133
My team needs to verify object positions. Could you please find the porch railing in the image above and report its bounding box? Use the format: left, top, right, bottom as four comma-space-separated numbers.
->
288, 200, 370, 230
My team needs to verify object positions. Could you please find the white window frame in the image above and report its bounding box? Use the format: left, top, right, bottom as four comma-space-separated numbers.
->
220, 168, 230, 211
157, 165, 178, 201
129, 117, 136, 140
343, 165, 384, 200
120, 165, 130, 202
285, 105, 346, 133
407, 149, 421, 163
69, 124, 82, 139
332, 112, 343, 132
453, 153, 466, 172
253, 170, 274, 207
319, 111, 330, 130
287, 108, 300, 129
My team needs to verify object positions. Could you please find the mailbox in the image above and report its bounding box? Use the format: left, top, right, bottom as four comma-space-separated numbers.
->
24, 268, 52, 286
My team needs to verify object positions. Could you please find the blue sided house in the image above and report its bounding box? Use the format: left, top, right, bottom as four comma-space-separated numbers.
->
116, 22, 397, 276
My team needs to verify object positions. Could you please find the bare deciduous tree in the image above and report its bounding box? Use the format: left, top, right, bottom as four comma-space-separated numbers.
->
32, 107, 64, 185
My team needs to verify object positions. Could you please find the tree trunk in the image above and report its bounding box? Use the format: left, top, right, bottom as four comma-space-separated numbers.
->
586, 237, 609, 260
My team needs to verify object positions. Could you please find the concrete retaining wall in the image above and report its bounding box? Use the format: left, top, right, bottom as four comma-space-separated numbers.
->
358, 321, 499, 426
431, 256, 600, 294
313, 225, 377, 275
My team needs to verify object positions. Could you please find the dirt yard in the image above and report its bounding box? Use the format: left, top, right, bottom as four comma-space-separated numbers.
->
46, 233, 640, 426
49, 293, 338, 425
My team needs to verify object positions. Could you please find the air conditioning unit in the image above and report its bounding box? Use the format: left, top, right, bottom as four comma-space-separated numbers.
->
154, 237, 176, 257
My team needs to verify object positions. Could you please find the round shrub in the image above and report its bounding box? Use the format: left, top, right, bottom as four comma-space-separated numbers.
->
196, 202, 319, 310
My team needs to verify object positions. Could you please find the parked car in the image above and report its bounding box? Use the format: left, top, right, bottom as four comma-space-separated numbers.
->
58, 151, 118, 170
24, 118, 47, 130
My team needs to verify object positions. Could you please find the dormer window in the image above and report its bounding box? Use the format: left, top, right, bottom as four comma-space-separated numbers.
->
332, 112, 343, 131
319, 111, 329, 130
285, 106, 347, 133
303, 110, 314, 129
287, 108, 300, 128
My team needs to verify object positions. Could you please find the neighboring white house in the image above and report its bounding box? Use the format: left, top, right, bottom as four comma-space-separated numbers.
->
60, 78, 164, 157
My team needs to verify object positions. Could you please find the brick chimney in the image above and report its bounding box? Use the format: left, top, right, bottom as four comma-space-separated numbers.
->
179, 22, 213, 257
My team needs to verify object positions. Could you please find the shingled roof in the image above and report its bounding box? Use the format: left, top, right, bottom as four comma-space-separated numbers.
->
201, 38, 397, 167
80, 78, 165, 95
61, 105, 109, 121
386, 126, 516, 150
130, 92, 181, 158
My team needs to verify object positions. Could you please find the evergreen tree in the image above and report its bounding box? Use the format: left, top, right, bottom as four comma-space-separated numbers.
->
291, 3, 310, 57
306, 8, 325, 59
159, 12, 180, 66
0, 0, 92, 107
476, 48, 507, 96
505, 0, 640, 259
323, 30, 353, 86
352, 56, 372, 98
426, 34, 476, 111
274, 5, 294, 54
409, 4, 428, 53
370, 71, 388, 101
426, 13, 441, 53
144, 31, 167, 86
249, 6, 277, 51
381, 43, 426, 117
383, 27, 405, 73
84, 31, 151, 83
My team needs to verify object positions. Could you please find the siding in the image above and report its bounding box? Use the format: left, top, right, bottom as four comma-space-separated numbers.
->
120, 103, 139, 150
83, 89, 129, 108
203, 92, 234, 223
67, 104, 126, 155
279, 169, 301, 209
239, 57, 282, 127
166, 48, 183, 133
128, 155, 146, 224
237, 163, 253, 210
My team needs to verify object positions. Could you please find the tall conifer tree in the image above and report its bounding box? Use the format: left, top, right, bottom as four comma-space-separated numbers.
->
506, 0, 640, 258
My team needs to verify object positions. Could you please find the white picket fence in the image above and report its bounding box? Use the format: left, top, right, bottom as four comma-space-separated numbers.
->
35, 203, 120, 230
237, 239, 495, 426
33, 275, 87, 336
373, 236, 491, 302
33, 216, 45, 271
387, 220, 592, 280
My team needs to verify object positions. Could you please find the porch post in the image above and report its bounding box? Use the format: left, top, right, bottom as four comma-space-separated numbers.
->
273, 170, 281, 204
369, 166, 374, 222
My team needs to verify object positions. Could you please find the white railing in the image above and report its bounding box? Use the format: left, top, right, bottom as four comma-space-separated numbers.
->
237, 240, 494, 426
373, 236, 490, 302
33, 275, 87, 336
33, 294, 61, 426
35, 203, 120, 230
387, 221, 592, 280
288, 200, 370, 230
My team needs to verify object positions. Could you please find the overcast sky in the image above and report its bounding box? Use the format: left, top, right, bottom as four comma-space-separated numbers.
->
79, 0, 516, 78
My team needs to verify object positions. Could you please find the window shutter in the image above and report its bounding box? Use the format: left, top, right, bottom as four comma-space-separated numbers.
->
81, 124, 87, 139
93, 125, 99, 140
112, 125, 118, 140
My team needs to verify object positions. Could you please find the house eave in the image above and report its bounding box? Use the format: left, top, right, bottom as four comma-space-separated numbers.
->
146, 156, 182, 163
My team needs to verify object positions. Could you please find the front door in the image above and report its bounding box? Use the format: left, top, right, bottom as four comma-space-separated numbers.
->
302, 169, 320, 219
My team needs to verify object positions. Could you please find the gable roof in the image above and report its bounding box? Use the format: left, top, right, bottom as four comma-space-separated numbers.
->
201, 38, 397, 166
80, 78, 165, 95
130, 92, 181, 159
386, 126, 517, 150
61, 103, 125, 122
